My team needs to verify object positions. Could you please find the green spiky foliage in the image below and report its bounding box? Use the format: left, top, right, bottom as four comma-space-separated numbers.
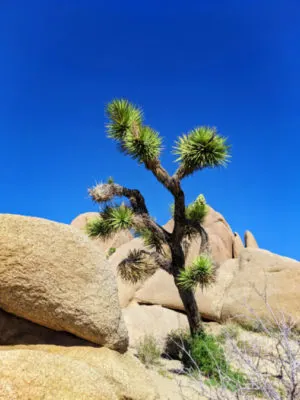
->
106, 204, 133, 230
135, 227, 165, 254
185, 194, 208, 223
118, 249, 158, 283
89, 99, 232, 337
174, 126, 230, 177
177, 255, 216, 291
106, 99, 143, 140
85, 217, 115, 239
123, 126, 162, 163
106, 99, 162, 163
86, 204, 133, 239
170, 194, 208, 224
107, 176, 114, 184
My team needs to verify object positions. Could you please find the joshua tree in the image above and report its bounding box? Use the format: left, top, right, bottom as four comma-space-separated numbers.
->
87, 99, 230, 336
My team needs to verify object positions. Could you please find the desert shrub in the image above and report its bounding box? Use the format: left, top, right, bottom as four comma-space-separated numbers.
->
183, 332, 227, 375
176, 303, 300, 399
165, 329, 246, 391
184, 332, 246, 390
164, 328, 190, 360
136, 335, 161, 367
106, 247, 116, 258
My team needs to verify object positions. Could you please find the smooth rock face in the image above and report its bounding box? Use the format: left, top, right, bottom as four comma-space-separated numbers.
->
111, 205, 236, 318
0, 346, 158, 400
123, 304, 188, 348
0, 308, 95, 346
134, 259, 239, 321
0, 214, 128, 352
244, 230, 259, 248
222, 248, 300, 329
233, 232, 244, 258
163, 205, 234, 265
109, 238, 146, 308
203, 206, 234, 263
71, 212, 133, 253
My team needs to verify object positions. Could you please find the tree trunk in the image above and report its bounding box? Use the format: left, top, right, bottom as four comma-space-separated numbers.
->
176, 283, 204, 336
171, 245, 204, 336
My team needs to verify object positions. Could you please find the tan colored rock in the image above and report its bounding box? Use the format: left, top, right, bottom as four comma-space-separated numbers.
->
0, 308, 94, 346
164, 205, 234, 265
0, 346, 158, 400
148, 365, 206, 400
0, 214, 128, 352
109, 238, 146, 308
244, 230, 259, 248
71, 212, 133, 253
109, 205, 234, 310
233, 232, 244, 258
222, 248, 300, 329
123, 304, 188, 348
203, 206, 234, 262
134, 259, 239, 321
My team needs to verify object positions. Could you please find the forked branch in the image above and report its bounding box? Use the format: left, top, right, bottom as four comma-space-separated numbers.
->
89, 182, 171, 244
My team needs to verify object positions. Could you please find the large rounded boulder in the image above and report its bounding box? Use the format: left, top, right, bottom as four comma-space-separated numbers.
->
222, 248, 300, 329
0, 214, 128, 352
109, 238, 146, 308
123, 304, 188, 348
110, 205, 236, 318
133, 258, 238, 321
163, 205, 234, 265
0, 346, 158, 400
71, 212, 133, 253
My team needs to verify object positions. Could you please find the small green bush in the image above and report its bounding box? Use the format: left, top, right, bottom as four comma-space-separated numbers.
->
165, 330, 246, 391
186, 333, 246, 390
183, 332, 227, 376
106, 247, 116, 258
136, 335, 161, 367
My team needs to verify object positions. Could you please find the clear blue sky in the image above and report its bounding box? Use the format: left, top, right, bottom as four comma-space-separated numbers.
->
1, 1, 299, 260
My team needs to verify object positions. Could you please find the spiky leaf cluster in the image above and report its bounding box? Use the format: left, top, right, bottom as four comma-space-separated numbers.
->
105, 204, 133, 230
185, 194, 208, 223
106, 99, 162, 163
107, 99, 143, 140
118, 249, 158, 283
86, 204, 133, 239
177, 255, 216, 291
174, 126, 230, 177
89, 183, 121, 203
170, 194, 208, 224
123, 126, 162, 163
85, 217, 114, 238
135, 227, 165, 254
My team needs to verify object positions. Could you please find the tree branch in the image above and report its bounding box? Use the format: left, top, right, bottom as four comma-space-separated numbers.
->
186, 220, 210, 254
139, 249, 172, 274
117, 248, 172, 284
89, 183, 148, 214
144, 159, 180, 196
143, 160, 186, 244
173, 131, 218, 181
172, 165, 190, 181
89, 182, 171, 244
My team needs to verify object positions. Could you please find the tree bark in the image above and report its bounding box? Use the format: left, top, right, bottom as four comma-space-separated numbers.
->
176, 284, 204, 336
171, 245, 204, 336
